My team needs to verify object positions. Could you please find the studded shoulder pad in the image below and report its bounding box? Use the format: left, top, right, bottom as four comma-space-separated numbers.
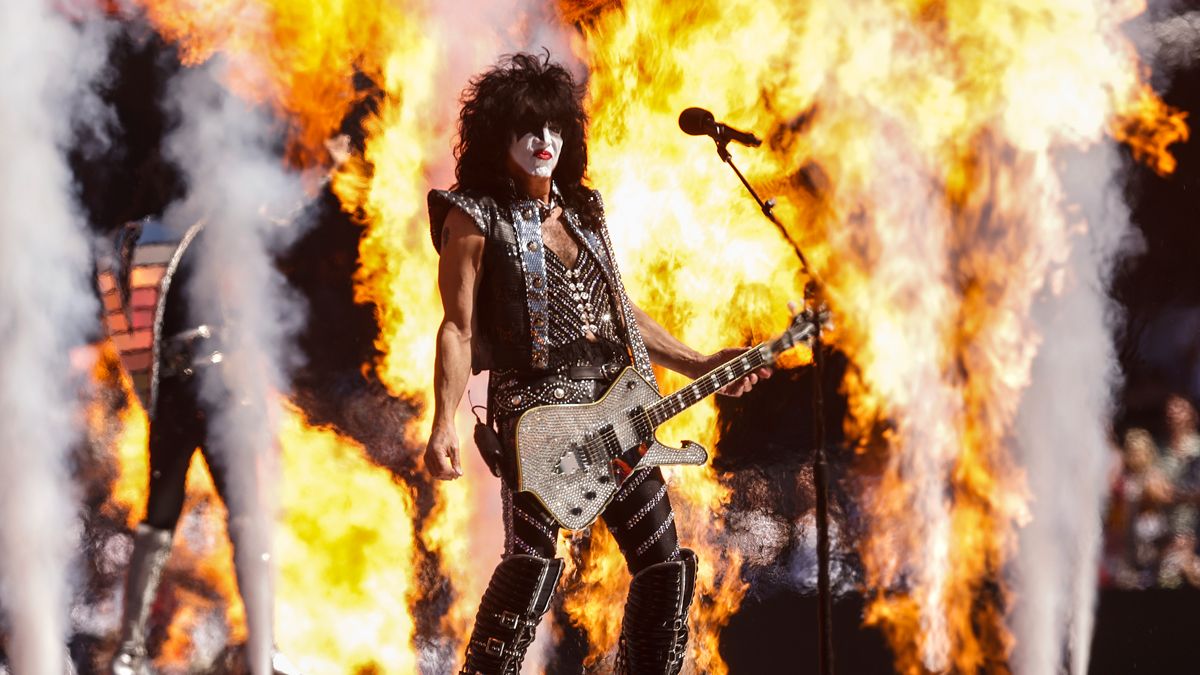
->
428, 189, 497, 252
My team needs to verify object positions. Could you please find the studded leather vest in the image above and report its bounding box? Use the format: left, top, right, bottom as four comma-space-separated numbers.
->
427, 187, 656, 387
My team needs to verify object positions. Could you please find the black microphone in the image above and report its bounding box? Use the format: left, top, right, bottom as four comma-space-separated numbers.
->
678, 107, 762, 147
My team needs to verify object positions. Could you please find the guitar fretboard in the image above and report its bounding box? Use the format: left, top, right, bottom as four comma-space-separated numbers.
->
645, 343, 774, 427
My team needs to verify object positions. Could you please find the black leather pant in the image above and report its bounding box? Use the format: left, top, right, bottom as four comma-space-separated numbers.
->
500, 466, 681, 574
142, 373, 250, 531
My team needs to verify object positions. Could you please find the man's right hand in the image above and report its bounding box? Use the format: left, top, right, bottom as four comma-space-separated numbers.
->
425, 423, 463, 480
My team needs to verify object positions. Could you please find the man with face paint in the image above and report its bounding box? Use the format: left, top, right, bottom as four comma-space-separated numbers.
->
510, 123, 563, 178
426, 53, 770, 675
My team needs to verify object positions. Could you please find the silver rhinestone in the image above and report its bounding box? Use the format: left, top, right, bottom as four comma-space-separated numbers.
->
553, 387, 566, 399
510, 394, 523, 406
527, 241, 540, 252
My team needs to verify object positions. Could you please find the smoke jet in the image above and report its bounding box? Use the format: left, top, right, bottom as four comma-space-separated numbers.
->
0, 1, 111, 673
1008, 147, 1131, 675
161, 60, 309, 674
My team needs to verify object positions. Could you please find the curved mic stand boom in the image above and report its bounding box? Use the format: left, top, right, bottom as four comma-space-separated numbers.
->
706, 132, 836, 675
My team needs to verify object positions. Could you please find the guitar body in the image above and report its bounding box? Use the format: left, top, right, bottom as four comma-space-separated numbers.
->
514, 367, 708, 531
511, 310, 819, 531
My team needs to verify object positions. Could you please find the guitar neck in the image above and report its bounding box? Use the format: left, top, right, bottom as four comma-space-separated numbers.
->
646, 342, 776, 428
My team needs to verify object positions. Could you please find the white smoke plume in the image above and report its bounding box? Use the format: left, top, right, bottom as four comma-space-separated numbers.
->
0, 1, 112, 672
1150, 11, 1200, 71
1129, 2, 1200, 75
160, 60, 309, 674
1009, 4, 1197, 671
1007, 148, 1131, 675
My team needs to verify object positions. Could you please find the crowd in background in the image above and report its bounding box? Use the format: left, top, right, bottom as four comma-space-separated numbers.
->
1104, 395, 1200, 589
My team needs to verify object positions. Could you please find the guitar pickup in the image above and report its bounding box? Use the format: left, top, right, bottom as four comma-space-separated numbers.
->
626, 406, 653, 444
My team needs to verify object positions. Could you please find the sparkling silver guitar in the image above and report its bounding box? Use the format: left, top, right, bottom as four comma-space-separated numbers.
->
514, 312, 819, 530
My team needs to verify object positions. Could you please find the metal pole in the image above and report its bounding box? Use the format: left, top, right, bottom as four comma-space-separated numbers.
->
713, 139, 835, 675
811, 318, 835, 675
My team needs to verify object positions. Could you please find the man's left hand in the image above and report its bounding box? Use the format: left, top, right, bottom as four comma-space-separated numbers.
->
700, 348, 772, 397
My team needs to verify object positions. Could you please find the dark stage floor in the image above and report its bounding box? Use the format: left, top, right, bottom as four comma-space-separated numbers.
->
720, 588, 1200, 674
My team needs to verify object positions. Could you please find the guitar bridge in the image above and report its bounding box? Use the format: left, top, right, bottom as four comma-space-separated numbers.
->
554, 444, 586, 475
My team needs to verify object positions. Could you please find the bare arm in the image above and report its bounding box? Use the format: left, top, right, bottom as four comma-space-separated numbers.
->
631, 303, 770, 396
631, 304, 705, 378
425, 208, 484, 480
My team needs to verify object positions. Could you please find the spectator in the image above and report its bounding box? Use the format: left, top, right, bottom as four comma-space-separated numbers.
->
1160, 395, 1200, 483
1155, 395, 1200, 587
1107, 428, 1174, 588
1158, 508, 1200, 588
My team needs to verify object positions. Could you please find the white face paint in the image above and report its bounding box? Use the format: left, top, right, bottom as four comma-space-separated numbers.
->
508, 125, 563, 178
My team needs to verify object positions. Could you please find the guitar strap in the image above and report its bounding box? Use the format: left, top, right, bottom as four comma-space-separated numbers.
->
507, 197, 553, 371
558, 186, 658, 390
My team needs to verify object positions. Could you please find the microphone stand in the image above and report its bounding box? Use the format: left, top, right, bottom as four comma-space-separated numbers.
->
711, 137, 835, 675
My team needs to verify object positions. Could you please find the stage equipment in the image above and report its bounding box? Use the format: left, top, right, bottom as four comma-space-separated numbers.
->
679, 107, 836, 675
678, 107, 762, 148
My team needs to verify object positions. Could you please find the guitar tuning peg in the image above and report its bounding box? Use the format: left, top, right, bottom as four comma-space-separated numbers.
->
793, 299, 833, 339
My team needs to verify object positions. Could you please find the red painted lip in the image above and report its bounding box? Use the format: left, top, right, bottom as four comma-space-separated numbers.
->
535, 150, 552, 160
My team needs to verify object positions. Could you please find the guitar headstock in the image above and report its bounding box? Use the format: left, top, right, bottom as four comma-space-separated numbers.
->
769, 302, 831, 354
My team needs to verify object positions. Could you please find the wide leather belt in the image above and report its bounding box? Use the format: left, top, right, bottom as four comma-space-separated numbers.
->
491, 360, 627, 419
566, 362, 624, 380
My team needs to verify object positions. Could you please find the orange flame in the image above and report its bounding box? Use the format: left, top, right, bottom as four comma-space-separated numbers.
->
274, 405, 421, 674
560, 526, 627, 668
107, 0, 1190, 673
96, 355, 424, 671
567, 0, 1186, 672
126, 0, 415, 167
1115, 84, 1190, 176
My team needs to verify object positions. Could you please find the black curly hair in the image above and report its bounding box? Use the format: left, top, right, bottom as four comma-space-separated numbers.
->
453, 52, 592, 209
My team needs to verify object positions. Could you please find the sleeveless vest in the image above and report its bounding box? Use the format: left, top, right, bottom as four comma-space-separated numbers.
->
427, 187, 656, 386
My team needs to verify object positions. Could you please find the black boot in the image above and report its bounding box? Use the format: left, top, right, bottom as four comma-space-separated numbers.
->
615, 549, 698, 675
110, 524, 173, 675
461, 555, 564, 674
